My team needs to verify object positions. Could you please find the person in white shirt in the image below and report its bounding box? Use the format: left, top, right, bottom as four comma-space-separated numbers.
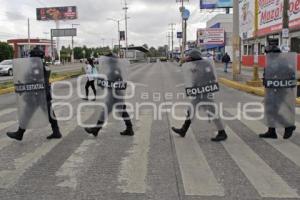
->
83, 58, 97, 101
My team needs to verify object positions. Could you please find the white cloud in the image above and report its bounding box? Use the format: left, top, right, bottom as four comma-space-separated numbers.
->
0, 0, 220, 48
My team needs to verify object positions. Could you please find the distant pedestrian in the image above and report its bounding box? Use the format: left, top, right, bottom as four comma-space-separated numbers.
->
83, 58, 97, 101
222, 53, 231, 73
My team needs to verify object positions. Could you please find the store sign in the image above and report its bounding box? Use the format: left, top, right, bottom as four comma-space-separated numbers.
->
197, 28, 225, 45
239, 0, 255, 39
200, 0, 233, 9
257, 0, 300, 36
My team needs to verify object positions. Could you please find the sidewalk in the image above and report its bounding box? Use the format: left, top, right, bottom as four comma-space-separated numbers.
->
215, 63, 300, 105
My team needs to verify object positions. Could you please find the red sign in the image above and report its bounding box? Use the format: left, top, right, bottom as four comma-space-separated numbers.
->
257, 0, 300, 36
37, 6, 77, 21
197, 28, 225, 45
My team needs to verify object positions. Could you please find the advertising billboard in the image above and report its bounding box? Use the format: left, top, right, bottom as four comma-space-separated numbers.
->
239, 0, 255, 39
177, 32, 183, 39
120, 31, 125, 41
257, 0, 300, 36
200, 0, 233, 9
197, 28, 225, 45
37, 6, 77, 21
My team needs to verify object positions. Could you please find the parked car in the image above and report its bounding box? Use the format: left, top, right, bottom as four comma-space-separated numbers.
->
0, 59, 13, 76
160, 57, 168, 62
53, 60, 61, 65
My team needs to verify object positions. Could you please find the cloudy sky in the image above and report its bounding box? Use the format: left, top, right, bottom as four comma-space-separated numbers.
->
0, 0, 224, 48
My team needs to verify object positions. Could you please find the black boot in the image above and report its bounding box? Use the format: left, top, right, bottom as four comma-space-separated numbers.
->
47, 130, 62, 140
120, 126, 134, 136
84, 121, 103, 137
211, 130, 228, 142
283, 126, 296, 139
7, 127, 26, 141
259, 127, 277, 139
172, 119, 191, 138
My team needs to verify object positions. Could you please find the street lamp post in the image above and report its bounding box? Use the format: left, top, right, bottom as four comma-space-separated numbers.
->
71, 24, 80, 63
107, 18, 125, 57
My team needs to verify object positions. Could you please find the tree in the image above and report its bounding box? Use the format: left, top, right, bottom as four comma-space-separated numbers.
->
0, 42, 13, 62
74, 47, 83, 59
60, 46, 72, 62
148, 47, 158, 57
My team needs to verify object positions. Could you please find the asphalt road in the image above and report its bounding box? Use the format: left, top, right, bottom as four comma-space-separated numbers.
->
0, 62, 300, 200
0, 63, 83, 83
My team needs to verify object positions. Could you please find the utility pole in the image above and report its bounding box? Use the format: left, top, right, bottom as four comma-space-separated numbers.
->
246, 0, 261, 86
27, 18, 31, 55
71, 24, 80, 63
167, 32, 171, 59
107, 18, 125, 57
282, 0, 290, 51
123, 0, 129, 58
232, 0, 241, 81
180, 0, 185, 59
101, 38, 105, 47
169, 23, 175, 59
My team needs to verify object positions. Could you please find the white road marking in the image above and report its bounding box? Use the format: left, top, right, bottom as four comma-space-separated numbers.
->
0, 108, 16, 117
118, 112, 152, 193
224, 126, 299, 198
227, 108, 300, 168
168, 110, 224, 196
0, 111, 94, 189
56, 139, 97, 189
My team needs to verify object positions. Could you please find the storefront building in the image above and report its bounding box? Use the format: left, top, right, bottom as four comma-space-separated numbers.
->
201, 14, 233, 62
240, 0, 300, 69
7, 39, 54, 58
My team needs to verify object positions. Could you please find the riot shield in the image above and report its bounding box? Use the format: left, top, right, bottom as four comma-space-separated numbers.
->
183, 59, 219, 97
264, 52, 297, 128
97, 56, 128, 90
13, 58, 49, 129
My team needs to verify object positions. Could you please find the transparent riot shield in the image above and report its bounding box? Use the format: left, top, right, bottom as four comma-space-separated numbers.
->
91, 56, 129, 126
97, 56, 128, 91
13, 58, 49, 129
264, 52, 297, 128
183, 59, 219, 97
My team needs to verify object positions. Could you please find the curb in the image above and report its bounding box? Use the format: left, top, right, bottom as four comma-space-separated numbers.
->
219, 77, 300, 105
0, 71, 82, 96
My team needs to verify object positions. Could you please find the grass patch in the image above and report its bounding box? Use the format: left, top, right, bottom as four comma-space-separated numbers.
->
0, 70, 84, 91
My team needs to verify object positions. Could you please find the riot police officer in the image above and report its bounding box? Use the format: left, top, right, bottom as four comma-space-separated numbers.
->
7, 46, 62, 141
260, 39, 297, 139
171, 49, 227, 142
84, 52, 134, 137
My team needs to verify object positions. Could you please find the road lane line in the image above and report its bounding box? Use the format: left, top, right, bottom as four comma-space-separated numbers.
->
56, 139, 97, 189
226, 108, 300, 169
118, 112, 152, 193
224, 126, 299, 198
0, 110, 94, 189
0, 108, 16, 117
168, 110, 225, 196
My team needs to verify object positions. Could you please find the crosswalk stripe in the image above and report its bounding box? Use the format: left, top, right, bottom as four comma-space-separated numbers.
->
226, 108, 300, 168
168, 110, 225, 196
118, 112, 152, 193
56, 139, 97, 189
296, 108, 300, 115
224, 126, 299, 198
0, 108, 16, 117
0, 110, 95, 189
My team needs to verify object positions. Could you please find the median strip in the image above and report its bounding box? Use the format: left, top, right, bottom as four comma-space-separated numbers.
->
0, 70, 83, 95
219, 77, 300, 105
